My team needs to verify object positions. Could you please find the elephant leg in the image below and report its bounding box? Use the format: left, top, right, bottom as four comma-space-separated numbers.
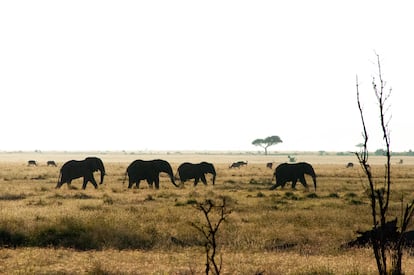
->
291, 178, 298, 189
269, 180, 283, 190
298, 176, 308, 189
269, 183, 279, 190
91, 178, 98, 189
154, 177, 160, 189
200, 174, 207, 185
136, 180, 141, 189
128, 180, 133, 189
194, 177, 199, 186
83, 176, 98, 189
82, 178, 87, 189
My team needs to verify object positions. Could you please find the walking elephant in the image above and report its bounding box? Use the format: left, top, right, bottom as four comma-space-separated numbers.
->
125, 159, 178, 189
269, 162, 317, 191
177, 162, 216, 186
56, 157, 106, 189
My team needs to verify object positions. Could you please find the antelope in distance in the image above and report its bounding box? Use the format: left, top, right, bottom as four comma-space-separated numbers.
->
229, 161, 248, 169
27, 160, 37, 166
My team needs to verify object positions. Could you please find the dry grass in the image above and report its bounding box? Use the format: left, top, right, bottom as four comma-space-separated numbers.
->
0, 152, 414, 274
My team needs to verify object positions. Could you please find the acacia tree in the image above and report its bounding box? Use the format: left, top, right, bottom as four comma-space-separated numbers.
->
355, 54, 414, 275
252, 135, 282, 155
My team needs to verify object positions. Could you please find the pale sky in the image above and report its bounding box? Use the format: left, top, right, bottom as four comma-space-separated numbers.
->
1, 1, 413, 152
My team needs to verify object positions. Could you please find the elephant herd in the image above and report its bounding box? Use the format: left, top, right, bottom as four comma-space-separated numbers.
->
55, 157, 217, 190
55, 157, 317, 191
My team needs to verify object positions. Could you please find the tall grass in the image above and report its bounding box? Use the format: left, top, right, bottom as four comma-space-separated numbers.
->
0, 157, 414, 273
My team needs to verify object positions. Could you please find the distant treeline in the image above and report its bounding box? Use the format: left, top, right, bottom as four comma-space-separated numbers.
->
336, 150, 414, 156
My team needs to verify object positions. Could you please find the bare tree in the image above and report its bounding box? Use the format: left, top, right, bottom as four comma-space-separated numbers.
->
191, 197, 232, 275
355, 54, 414, 275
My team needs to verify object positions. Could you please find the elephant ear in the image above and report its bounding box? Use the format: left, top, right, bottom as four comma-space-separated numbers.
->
86, 157, 100, 172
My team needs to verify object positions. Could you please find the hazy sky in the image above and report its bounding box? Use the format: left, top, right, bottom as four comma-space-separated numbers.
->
1, 1, 413, 152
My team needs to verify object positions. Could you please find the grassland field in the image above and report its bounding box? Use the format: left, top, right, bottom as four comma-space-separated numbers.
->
0, 151, 414, 274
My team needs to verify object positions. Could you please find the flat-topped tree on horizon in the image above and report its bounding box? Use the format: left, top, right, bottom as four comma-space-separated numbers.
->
252, 135, 282, 155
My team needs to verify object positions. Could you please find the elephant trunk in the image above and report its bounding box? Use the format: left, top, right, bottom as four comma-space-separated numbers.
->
212, 172, 216, 185
170, 174, 178, 187
312, 176, 317, 191
56, 171, 63, 188
99, 165, 106, 185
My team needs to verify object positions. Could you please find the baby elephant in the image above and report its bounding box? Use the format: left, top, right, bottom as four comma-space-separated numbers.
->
270, 162, 317, 191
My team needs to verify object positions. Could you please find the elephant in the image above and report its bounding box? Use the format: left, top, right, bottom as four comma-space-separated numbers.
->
125, 159, 178, 189
177, 162, 216, 186
269, 162, 317, 191
56, 157, 106, 189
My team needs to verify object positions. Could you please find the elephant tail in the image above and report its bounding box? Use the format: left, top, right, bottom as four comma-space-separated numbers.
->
122, 171, 128, 185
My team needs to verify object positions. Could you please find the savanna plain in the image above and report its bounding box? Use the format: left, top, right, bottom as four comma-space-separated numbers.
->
1, 152, 414, 274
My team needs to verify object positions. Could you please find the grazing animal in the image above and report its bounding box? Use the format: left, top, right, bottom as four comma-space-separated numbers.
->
124, 159, 177, 189
398, 159, 403, 164
229, 161, 248, 169
47, 160, 57, 167
56, 157, 105, 189
177, 162, 216, 186
27, 160, 37, 166
266, 162, 273, 169
270, 162, 317, 191
346, 162, 354, 168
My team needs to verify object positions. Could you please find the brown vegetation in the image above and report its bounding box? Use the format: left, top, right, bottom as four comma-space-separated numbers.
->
0, 152, 414, 274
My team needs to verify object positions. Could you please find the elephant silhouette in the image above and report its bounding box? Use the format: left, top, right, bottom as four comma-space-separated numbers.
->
177, 162, 216, 186
56, 157, 106, 189
125, 159, 178, 189
270, 162, 317, 191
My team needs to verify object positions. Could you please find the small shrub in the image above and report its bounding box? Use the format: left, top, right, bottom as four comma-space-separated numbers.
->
0, 193, 26, 200
284, 191, 299, 200
31, 217, 96, 250
102, 194, 113, 205
306, 193, 318, 199
79, 204, 100, 211
348, 199, 364, 205
186, 199, 198, 205
87, 261, 115, 275
256, 192, 265, 198
296, 267, 335, 275
249, 179, 258, 184
73, 193, 93, 199
344, 192, 358, 199
174, 201, 186, 206
0, 228, 27, 247
145, 195, 154, 201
